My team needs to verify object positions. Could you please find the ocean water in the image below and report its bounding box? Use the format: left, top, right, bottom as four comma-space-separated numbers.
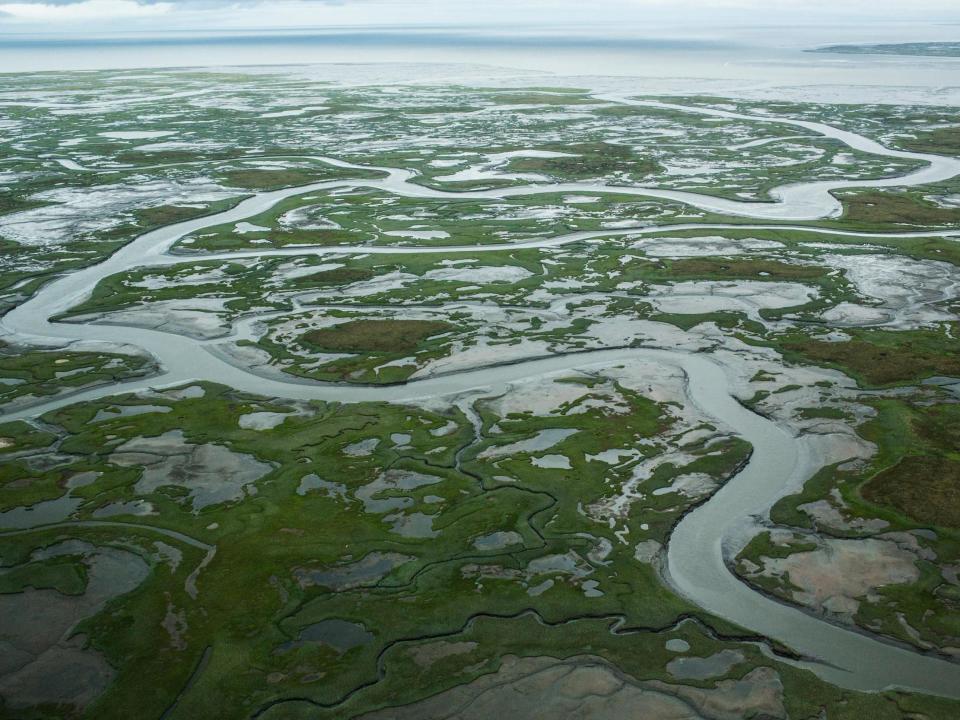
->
1, 25, 959, 104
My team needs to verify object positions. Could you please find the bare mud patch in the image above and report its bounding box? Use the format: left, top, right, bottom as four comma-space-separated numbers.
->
295, 552, 414, 591
109, 429, 273, 510
744, 537, 920, 622
357, 654, 785, 720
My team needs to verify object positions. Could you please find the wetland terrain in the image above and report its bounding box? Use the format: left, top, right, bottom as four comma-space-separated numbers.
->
1, 65, 960, 719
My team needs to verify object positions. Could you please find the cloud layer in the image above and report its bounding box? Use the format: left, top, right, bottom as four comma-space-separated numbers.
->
0, 0, 172, 21
1, 0, 958, 30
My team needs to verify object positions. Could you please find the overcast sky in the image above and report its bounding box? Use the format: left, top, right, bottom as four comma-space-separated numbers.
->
1, 0, 959, 33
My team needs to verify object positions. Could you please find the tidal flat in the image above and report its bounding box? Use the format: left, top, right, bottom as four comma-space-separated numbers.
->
1, 67, 960, 719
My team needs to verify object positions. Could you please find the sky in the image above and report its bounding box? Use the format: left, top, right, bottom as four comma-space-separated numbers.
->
1, 0, 959, 34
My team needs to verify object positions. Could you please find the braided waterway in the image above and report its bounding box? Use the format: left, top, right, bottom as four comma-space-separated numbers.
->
3, 95, 960, 697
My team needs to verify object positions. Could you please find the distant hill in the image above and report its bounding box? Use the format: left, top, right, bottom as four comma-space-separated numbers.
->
809, 42, 960, 57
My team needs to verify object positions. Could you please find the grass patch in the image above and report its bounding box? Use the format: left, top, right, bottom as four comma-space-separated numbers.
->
840, 190, 960, 226
666, 258, 828, 281
135, 204, 234, 228
782, 329, 960, 386
292, 268, 374, 287
912, 403, 960, 450
0, 349, 153, 404
648, 311, 762, 333
489, 92, 594, 105
220, 165, 382, 191
863, 456, 960, 528
507, 141, 659, 180
902, 126, 960, 155
797, 406, 849, 420
301, 319, 451, 353
0, 557, 88, 595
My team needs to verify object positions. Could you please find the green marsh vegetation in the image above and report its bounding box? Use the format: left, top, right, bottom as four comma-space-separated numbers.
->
0, 380, 795, 719
301, 319, 452, 354
778, 326, 960, 387
5, 71, 960, 718
0, 345, 154, 405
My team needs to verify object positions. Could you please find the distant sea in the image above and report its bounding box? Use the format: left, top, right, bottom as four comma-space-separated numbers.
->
2, 25, 959, 104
